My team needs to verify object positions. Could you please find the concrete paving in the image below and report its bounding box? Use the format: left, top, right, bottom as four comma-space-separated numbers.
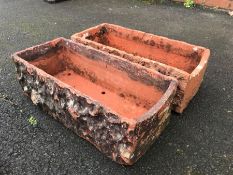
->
0, 0, 233, 174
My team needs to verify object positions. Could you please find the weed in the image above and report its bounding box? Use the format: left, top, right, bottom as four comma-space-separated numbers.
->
28, 115, 38, 126
184, 0, 195, 8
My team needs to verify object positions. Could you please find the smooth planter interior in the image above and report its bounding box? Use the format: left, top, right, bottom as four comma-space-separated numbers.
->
76, 24, 204, 74
18, 39, 171, 120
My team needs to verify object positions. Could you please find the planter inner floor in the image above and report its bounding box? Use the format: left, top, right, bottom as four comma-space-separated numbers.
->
30, 48, 165, 119
84, 26, 201, 74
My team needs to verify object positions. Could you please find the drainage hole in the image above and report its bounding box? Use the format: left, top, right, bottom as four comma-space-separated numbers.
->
101, 91, 106, 95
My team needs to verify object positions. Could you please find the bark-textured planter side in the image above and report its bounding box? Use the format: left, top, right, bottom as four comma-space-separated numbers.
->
71, 23, 210, 113
175, 0, 233, 10
12, 38, 177, 165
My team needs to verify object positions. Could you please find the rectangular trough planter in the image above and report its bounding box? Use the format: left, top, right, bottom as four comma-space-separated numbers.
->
12, 38, 177, 165
71, 23, 210, 113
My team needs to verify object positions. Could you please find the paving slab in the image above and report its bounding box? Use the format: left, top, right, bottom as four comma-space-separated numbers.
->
0, 0, 233, 174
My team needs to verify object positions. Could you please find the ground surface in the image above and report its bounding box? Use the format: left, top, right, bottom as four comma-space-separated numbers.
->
0, 0, 233, 174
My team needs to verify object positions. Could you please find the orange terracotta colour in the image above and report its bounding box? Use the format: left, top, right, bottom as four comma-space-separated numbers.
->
55, 70, 163, 119
71, 23, 210, 113
30, 49, 164, 119
175, 0, 233, 10
91, 32, 199, 73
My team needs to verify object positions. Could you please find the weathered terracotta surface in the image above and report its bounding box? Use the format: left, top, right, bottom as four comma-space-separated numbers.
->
71, 23, 210, 113
175, 0, 233, 10
12, 38, 177, 165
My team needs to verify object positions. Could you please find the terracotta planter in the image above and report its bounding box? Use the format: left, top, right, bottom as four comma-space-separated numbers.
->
71, 23, 210, 113
12, 38, 177, 165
